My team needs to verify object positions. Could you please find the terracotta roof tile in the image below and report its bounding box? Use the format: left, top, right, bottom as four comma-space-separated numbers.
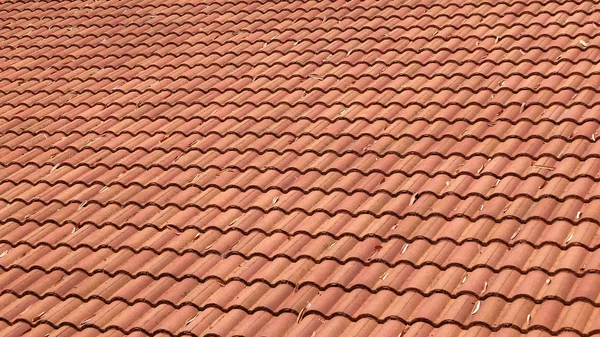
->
1, 0, 600, 335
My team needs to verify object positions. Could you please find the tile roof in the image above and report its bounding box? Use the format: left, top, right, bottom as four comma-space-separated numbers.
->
0, 0, 600, 336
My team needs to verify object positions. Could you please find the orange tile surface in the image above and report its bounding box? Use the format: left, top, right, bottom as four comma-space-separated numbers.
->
1, 0, 600, 336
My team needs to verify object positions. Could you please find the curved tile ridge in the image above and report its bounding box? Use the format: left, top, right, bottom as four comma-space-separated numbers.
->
0, 314, 596, 337
2, 0, 597, 9
0, 0, 597, 18
0, 292, 599, 336
2, 43, 600, 68
3, 33, 600, 54
1, 89, 600, 109
4, 63, 600, 87
1, 102, 599, 126
0, 245, 598, 279
2, 12, 599, 37
4, 120, 600, 143
3, 52, 599, 75
0, 252, 598, 305
2, 25, 599, 49
0, 317, 593, 337
1, 228, 599, 252
1, 152, 597, 182
2, 206, 598, 248
2, 119, 599, 146
3, 74, 600, 96
2, 118, 599, 143
0, 282, 599, 320
2, 114, 600, 127
2, 141, 600, 161
0, 216, 597, 270
0, 185, 596, 224
0, 174, 599, 202
4, 61, 600, 84
2, 202, 598, 238
2, 217, 600, 251
5, 255, 597, 280
2, 284, 600, 309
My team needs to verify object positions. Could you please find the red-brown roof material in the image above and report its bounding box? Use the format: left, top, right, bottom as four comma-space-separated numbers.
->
0, 0, 600, 335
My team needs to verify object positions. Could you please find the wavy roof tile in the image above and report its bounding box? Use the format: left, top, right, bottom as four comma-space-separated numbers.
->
1, 0, 600, 336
